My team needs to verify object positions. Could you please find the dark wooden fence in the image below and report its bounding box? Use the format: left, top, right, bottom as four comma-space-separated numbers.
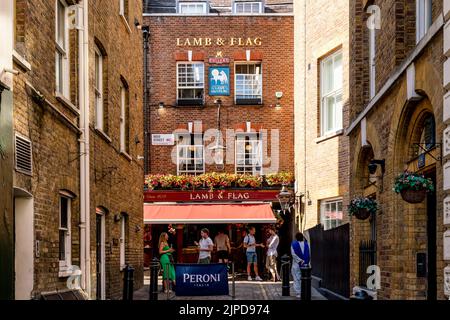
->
307, 223, 350, 298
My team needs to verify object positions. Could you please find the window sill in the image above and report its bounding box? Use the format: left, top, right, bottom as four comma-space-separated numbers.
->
13, 50, 31, 72
120, 151, 132, 162
55, 92, 80, 116
315, 129, 344, 144
94, 128, 112, 144
120, 14, 132, 34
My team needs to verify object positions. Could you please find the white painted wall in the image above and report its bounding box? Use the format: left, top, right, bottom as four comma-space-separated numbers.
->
14, 197, 34, 300
0, 0, 14, 90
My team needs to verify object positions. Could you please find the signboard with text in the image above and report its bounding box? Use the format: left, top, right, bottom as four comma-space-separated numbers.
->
175, 264, 229, 296
144, 189, 280, 203
152, 134, 175, 146
209, 67, 230, 96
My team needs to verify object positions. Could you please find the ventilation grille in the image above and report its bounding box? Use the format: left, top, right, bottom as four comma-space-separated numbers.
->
15, 134, 32, 175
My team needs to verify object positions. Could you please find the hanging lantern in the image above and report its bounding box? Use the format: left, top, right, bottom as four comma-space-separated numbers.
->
277, 184, 292, 213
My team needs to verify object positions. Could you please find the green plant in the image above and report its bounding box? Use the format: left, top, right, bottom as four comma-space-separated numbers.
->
393, 171, 434, 194
348, 197, 378, 216
265, 172, 295, 186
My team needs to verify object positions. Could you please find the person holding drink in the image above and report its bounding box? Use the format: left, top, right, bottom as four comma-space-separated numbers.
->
159, 232, 176, 293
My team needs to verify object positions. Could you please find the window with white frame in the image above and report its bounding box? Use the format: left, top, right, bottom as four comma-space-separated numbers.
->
320, 51, 343, 135
55, 0, 70, 98
235, 134, 262, 175
416, 0, 432, 43
235, 63, 262, 104
177, 62, 205, 105
120, 214, 127, 270
320, 199, 343, 231
59, 193, 72, 272
178, 2, 207, 14
234, 2, 263, 14
177, 134, 205, 175
369, 27, 376, 99
120, 80, 130, 154
94, 46, 105, 132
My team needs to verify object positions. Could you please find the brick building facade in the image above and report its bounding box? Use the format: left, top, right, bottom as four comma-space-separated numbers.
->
142, 1, 295, 268
293, 0, 350, 232
0, 0, 143, 300
347, 0, 448, 300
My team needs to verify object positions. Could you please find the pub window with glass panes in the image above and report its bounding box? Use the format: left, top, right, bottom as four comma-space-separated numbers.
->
177, 134, 205, 175
320, 199, 343, 231
320, 50, 343, 136
177, 62, 205, 105
235, 63, 262, 105
234, 2, 263, 14
235, 133, 262, 175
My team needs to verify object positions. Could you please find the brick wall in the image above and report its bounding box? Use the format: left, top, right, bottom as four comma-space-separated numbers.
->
294, 0, 350, 230
349, 0, 445, 300
144, 15, 294, 176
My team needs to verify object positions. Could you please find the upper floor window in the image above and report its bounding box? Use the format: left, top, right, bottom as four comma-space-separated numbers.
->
55, 0, 70, 98
178, 2, 207, 14
234, 2, 263, 14
177, 134, 205, 175
120, 79, 130, 154
235, 133, 262, 175
320, 198, 343, 231
320, 50, 343, 136
235, 63, 262, 105
177, 62, 205, 106
416, 0, 432, 43
369, 28, 376, 99
94, 46, 106, 132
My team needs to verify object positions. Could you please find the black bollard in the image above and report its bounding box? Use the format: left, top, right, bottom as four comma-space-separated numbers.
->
300, 267, 312, 301
281, 255, 290, 296
149, 258, 159, 301
123, 264, 135, 301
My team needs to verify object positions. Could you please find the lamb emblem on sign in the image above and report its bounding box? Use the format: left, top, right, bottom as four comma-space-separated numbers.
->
211, 68, 228, 85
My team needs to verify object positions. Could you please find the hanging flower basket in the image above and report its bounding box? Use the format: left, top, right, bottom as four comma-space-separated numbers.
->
393, 171, 434, 204
400, 189, 427, 204
348, 197, 378, 221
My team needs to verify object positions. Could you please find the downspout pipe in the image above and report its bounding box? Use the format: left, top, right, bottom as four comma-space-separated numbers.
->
78, 0, 90, 298
142, 26, 150, 175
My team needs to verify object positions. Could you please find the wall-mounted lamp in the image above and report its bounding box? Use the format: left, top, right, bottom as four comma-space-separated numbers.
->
368, 159, 385, 175
275, 92, 283, 108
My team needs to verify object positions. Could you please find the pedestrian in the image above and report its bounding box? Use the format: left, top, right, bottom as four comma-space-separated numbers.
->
158, 232, 176, 294
214, 229, 231, 264
291, 232, 311, 298
194, 228, 214, 264
265, 226, 280, 282
244, 226, 264, 281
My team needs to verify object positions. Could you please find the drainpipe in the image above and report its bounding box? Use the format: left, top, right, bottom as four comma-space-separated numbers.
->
78, 0, 90, 298
142, 26, 150, 175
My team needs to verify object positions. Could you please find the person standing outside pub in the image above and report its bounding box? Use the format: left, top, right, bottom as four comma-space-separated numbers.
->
214, 229, 231, 264
291, 232, 311, 298
158, 232, 176, 293
195, 228, 214, 264
266, 226, 280, 282
244, 227, 264, 281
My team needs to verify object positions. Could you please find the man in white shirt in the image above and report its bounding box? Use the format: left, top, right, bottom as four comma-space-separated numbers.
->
244, 227, 264, 281
195, 228, 214, 264
265, 226, 280, 282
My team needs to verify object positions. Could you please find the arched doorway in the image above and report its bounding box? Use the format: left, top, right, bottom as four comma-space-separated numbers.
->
395, 100, 437, 300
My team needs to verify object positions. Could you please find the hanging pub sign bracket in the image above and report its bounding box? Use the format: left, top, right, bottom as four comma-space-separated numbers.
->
412, 143, 442, 166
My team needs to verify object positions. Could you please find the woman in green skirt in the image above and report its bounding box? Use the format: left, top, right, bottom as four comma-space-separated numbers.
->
159, 232, 176, 293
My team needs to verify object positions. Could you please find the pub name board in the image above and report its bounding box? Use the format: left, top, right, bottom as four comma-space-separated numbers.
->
177, 37, 262, 47
144, 189, 279, 203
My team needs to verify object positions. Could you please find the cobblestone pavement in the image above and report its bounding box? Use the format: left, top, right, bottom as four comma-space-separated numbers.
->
134, 274, 327, 301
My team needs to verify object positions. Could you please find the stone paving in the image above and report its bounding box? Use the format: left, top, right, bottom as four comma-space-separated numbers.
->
134, 273, 327, 301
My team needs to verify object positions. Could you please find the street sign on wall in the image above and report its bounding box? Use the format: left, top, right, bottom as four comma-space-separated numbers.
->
152, 134, 175, 146
209, 67, 230, 96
